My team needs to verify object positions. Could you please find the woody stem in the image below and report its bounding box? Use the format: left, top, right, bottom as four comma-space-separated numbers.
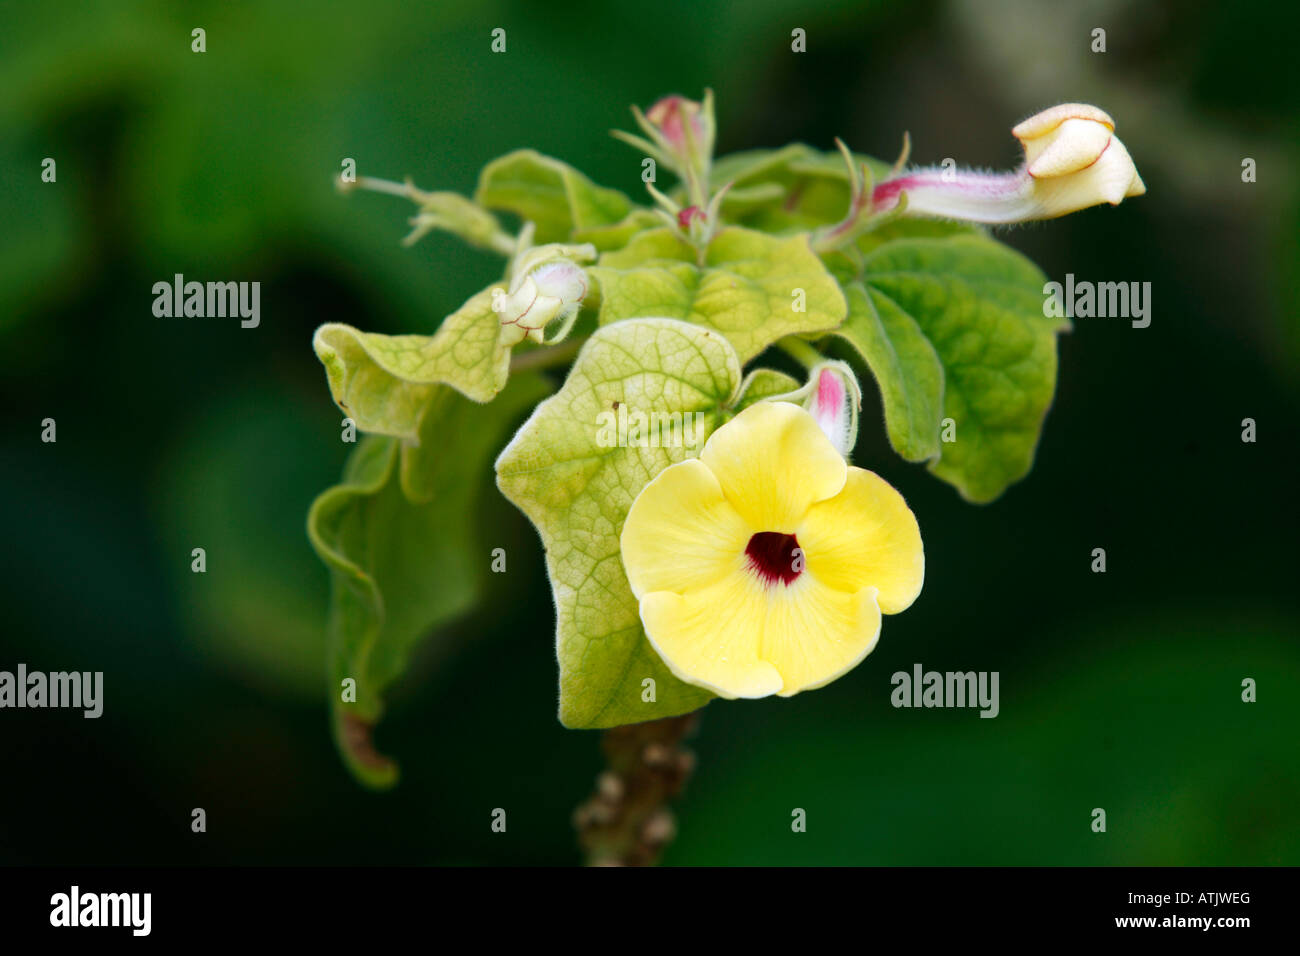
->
573, 713, 700, 866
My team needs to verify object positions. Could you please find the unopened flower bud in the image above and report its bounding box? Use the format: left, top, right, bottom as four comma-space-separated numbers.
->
646, 95, 714, 164
616, 91, 717, 208
802, 362, 860, 458
871, 103, 1145, 223
494, 243, 595, 346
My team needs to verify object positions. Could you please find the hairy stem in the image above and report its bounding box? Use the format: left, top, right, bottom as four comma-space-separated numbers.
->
777, 336, 824, 371
339, 174, 518, 255
574, 713, 700, 866
341, 174, 435, 203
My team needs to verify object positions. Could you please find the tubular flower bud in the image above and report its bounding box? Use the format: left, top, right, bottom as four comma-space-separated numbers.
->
871, 104, 1146, 223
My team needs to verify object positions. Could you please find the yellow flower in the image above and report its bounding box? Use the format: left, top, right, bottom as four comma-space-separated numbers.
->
1011, 103, 1146, 217
620, 401, 924, 699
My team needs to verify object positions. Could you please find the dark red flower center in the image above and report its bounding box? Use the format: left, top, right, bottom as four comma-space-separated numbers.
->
745, 532, 803, 586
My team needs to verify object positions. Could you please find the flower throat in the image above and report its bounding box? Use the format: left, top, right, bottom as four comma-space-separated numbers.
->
745, 532, 802, 586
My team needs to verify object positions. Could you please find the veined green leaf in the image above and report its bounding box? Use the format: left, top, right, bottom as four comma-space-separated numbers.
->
313, 286, 507, 441
495, 319, 746, 729
574, 208, 662, 252
832, 234, 1067, 502
835, 281, 946, 463
709, 145, 896, 232
590, 226, 847, 362
475, 149, 634, 244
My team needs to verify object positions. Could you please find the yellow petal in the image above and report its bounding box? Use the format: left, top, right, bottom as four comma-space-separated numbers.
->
798, 467, 924, 614
762, 577, 883, 696
1030, 133, 1144, 215
621, 458, 751, 597
1024, 117, 1113, 178
640, 560, 886, 698
1012, 103, 1114, 141
640, 573, 783, 699
699, 401, 847, 532
1105, 135, 1146, 198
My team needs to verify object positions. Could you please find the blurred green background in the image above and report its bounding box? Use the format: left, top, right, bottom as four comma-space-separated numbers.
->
2, 0, 1297, 865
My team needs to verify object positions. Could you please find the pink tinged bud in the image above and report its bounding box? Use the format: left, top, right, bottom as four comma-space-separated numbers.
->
803, 363, 859, 458
646, 96, 707, 154
871, 103, 1145, 224
677, 205, 704, 230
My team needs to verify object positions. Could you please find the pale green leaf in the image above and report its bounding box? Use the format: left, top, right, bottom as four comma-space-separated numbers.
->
709, 145, 896, 232
495, 319, 746, 729
590, 226, 847, 362
709, 144, 822, 188
313, 286, 507, 441
574, 208, 662, 252
475, 149, 634, 244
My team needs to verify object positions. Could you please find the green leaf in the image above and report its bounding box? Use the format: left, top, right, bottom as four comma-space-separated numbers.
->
834, 282, 945, 462
495, 319, 746, 729
822, 224, 983, 468
313, 285, 508, 441
709, 144, 822, 187
573, 208, 662, 252
853, 216, 982, 252
308, 372, 552, 787
590, 226, 847, 362
710, 145, 896, 232
835, 234, 1067, 502
475, 149, 634, 244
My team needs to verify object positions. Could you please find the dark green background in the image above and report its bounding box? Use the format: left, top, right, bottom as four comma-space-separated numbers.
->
1, 0, 1296, 865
